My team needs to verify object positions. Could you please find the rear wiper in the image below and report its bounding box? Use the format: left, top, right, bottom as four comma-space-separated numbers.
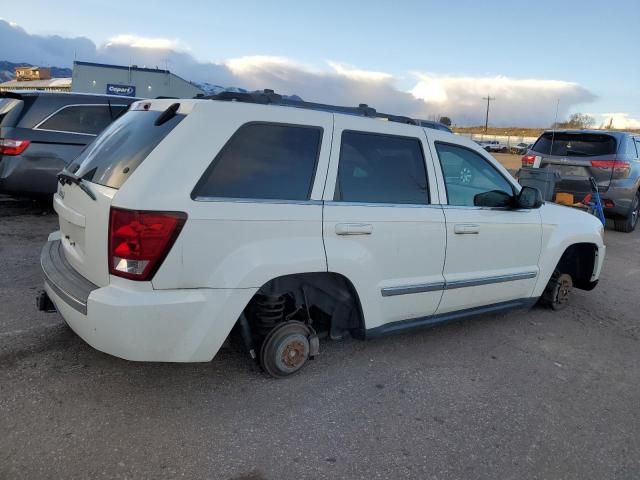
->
57, 169, 96, 201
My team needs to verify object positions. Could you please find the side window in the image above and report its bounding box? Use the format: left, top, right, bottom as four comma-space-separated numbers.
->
435, 142, 514, 207
193, 123, 322, 201
38, 105, 115, 135
635, 139, 640, 158
334, 131, 429, 204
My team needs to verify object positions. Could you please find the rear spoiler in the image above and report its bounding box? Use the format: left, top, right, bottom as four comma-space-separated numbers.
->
0, 91, 23, 100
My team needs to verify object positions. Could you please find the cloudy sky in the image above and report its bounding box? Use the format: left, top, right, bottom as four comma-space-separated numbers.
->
1, 0, 638, 127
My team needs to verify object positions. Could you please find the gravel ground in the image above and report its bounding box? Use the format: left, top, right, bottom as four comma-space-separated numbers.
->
0, 196, 638, 480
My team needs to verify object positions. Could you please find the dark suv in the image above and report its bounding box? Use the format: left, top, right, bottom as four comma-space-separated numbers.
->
522, 130, 640, 232
0, 91, 138, 197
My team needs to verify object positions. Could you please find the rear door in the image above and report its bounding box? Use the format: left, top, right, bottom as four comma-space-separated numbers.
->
55, 103, 186, 287
322, 116, 446, 332
532, 132, 619, 197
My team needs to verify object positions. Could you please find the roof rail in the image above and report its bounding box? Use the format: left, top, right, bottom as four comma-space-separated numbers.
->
200, 89, 418, 125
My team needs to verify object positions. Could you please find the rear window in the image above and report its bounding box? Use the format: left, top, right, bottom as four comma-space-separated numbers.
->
192, 123, 322, 201
37, 104, 125, 135
532, 132, 617, 157
73, 109, 185, 189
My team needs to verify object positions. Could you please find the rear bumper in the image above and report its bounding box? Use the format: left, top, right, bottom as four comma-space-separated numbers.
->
0, 154, 64, 195
554, 181, 637, 217
41, 239, 257, 362
41, 238, 97, 314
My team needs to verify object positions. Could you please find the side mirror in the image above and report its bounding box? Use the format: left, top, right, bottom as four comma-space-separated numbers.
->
517, 186, 543, 209
474, 190, 513, 208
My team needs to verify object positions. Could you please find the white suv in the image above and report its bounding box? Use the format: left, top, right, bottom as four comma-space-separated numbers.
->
40, 91, 606, 377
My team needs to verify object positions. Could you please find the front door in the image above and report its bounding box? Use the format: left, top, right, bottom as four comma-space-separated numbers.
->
322, 116, 446, 333
427, 135, 542, 314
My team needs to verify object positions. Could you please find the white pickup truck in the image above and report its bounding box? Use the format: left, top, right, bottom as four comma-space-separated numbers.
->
39, 91, 606, 377
478, 140, 508, 153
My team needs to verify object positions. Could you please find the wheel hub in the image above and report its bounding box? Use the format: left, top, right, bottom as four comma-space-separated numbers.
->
281, 340, 307, 368
556, 279, 571, 305
259, 321, 313, 378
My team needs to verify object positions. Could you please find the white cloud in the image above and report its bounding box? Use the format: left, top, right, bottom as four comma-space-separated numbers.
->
593, 113, 640, 129
411, 74, 597, 126
0, 19, 604, 127
328, 61, 394, 83
106, 34, 183, 50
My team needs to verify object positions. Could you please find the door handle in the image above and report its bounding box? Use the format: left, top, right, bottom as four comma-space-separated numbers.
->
335, 223, 373, 235
454, 224, 480, 234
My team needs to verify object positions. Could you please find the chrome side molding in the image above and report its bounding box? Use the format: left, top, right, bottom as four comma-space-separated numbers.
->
381, 282, 446, 297
381, 271, 537, 297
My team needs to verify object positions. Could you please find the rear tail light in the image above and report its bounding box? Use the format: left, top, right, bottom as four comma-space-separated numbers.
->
0, 138, 30, 155
590, 159, 631, 178
522, 154, 536, 166
108, 207, 187, 281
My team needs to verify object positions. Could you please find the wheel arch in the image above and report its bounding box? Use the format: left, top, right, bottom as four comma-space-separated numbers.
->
241, 271, 367, 338
552, 242, 599, 291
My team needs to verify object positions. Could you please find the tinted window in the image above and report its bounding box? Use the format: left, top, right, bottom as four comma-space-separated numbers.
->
532, 132, 617, 156
73, 110, 185, 189
193, 123, 322, 201
335, 131, 429, 204
38, 105, 117, 135
435, 142, 513, 207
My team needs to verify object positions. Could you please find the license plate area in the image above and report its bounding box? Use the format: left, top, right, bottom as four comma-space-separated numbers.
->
546, 165, 589, 177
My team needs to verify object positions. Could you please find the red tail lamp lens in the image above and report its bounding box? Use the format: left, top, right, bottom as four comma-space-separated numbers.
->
108, 207, 186, 281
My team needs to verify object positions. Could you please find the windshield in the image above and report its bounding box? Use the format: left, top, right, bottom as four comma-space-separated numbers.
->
72, 109, 185, 189
532, 132, 617, 157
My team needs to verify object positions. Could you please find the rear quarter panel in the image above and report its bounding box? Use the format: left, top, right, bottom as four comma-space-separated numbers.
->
112, 101, 334, 290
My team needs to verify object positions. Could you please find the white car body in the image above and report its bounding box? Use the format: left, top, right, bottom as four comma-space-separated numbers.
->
41, 97, 606, 367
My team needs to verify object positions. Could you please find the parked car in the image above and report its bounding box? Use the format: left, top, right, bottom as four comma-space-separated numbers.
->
0, 91, 139, 197
39, 92, 606, 378
522, 130, 640, 232
417, 119, 453, 133
479, 140, 508, 153
510, 142, 531, 155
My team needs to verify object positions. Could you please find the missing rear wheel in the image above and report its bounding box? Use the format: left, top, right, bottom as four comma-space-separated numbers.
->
259, 321, 313, 378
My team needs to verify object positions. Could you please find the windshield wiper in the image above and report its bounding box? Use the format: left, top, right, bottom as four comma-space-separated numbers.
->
57, 169, 96, 201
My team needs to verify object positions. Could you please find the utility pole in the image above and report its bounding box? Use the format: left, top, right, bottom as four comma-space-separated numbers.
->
483, 95, 496, 133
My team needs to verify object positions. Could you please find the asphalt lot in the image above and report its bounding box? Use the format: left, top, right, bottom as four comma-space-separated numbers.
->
1, 195, 639, 480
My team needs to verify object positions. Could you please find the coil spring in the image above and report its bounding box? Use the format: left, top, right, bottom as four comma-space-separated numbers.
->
252, 293, 286, 337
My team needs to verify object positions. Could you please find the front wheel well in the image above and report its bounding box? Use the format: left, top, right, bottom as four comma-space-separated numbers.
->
555, 243, 599, 290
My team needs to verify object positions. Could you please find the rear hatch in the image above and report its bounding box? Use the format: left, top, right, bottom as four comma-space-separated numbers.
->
53, 101, 186, 287
531, 132, 619, 197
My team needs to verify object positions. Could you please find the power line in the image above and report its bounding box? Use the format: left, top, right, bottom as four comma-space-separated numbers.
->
482, 95, 496, 133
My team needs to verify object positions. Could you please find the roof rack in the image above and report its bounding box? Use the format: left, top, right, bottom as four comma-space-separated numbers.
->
200, 89, 418, 126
